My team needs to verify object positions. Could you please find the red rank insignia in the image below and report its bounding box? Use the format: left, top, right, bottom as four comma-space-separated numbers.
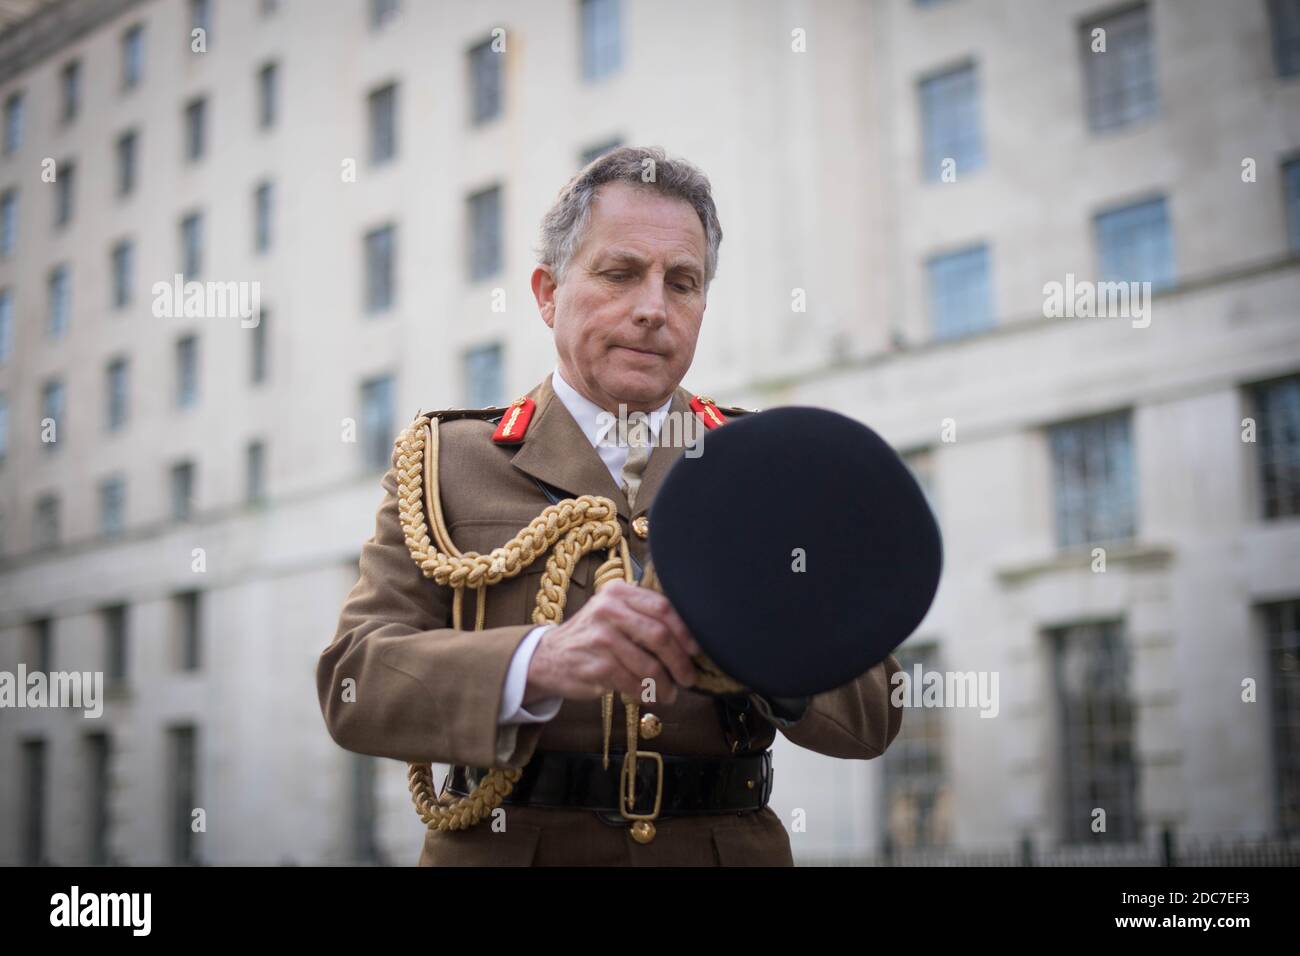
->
690, 395, 728, 429
492, 397, 536, 444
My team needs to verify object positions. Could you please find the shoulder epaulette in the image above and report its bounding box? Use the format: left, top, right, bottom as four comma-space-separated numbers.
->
689, 394, 757, 430
414, 405, 512, 425
406, 401, 539, 448
490, 397, 537, 444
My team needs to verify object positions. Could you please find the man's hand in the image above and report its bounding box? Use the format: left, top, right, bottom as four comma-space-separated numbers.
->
523, 582, 701, 706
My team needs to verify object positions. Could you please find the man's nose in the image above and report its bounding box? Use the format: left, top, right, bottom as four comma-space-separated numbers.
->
631, 274, 669, 327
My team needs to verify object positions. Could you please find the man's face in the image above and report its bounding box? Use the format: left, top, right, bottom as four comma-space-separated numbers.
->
532, 181, 708, 413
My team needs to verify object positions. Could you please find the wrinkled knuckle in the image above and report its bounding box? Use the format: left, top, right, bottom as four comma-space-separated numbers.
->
649, 620, 671, 646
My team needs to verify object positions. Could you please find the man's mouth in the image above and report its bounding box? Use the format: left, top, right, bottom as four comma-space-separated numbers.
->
614, 345, 660, 357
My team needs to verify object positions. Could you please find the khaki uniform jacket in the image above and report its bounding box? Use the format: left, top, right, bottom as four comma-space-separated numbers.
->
317, 373, 903, 866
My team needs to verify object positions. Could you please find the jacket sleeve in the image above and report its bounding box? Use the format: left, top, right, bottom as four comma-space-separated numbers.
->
772, 654, 904, 759
316, 448, 550, 769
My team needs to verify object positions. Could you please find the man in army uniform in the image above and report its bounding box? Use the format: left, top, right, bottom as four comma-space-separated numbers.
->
317, 146, 903, 866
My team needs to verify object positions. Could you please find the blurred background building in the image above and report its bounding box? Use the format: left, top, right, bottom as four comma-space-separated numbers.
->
0, 0, 1297, 865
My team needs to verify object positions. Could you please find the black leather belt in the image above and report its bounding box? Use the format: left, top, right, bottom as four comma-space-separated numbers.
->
447, 749, 773, 822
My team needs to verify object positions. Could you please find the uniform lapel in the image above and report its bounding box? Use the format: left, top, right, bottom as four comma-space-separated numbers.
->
509, 373, 625, 512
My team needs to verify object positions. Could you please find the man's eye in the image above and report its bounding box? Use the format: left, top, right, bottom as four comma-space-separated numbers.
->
672, 281, 696, 293
605, 271, 630, 281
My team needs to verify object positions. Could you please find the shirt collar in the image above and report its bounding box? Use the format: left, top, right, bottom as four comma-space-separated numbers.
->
550, 365, 672, 448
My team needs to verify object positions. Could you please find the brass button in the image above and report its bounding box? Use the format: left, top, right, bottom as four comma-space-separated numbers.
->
639, 713, 662, 739
632, 515, 649, 539
747, 779, 755, 789
630, 821, 656, 844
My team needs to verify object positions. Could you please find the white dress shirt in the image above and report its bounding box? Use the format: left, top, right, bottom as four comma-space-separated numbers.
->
492, 367, 673, 761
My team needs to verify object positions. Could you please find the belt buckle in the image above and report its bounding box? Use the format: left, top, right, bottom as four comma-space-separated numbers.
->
619, 750, 664, 821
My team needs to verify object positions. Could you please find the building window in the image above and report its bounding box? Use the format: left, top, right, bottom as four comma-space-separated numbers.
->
0, 287, 12, 363
371, 0, 399, 30
181, 212, 203, 278
1094, 196, 1174, 290
1081, 5, 1158, 131
122, 24, 145, 89
111, 239, 132, 308
116, 130, 137, 197
0, 188, 16, 256
880, 642, 950, 850
167, 725, 199, 864
364, 224, 396, 312
99, 475, 126, 537
40, 379, 64, 454
60, 60, 80, 123
1260, 599, 1300, 835
41, 378, 65, 451
174, 592, 201, 670
22, 739, 47, 865
926, 244, 992, 340
1049, 621, 1140, 843
368, 82, 397, 165
191, 0, 211, 40
170, 460, 196, 521
34, 493, 60, 549
1251, 374, 1300, 520
918, 62, 984, 181
1049, 411, 1136, 549
86, 733, 111, 865
580, 137, 622, 167
254, 181, 273, 252
469, 37, 503, 125
28, 617, 53, 670
246, 440, 266, 504
55, 159, 75, 227
103, 604, 128, 687
1268, 0, 1300, 77
262, 0, 281, 16
2, 92, 22, 155
351, 754, 382, 863
580, 0, 622, 82
467, 185, 503, 281
1285, 157, 1300, 253
176, 335, 199, 408
106, 357, 129, 431
360, 375, 395, 471
463, 342, 504, 407
251, 307, 269, 383
184, 97, 206, 162
258, 61, 278, 129
22, 618, 50, 669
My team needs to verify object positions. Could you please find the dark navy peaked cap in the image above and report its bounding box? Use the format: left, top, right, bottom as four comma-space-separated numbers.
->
649, 406, 943, 698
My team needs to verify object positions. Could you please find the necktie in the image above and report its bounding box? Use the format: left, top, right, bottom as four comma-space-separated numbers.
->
619, 414, 652, 511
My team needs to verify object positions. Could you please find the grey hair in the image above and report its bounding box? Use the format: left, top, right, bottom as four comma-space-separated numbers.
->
535, 145, 723, 289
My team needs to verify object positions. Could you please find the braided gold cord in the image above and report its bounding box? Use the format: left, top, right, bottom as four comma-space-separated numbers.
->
396, 415, 639, 831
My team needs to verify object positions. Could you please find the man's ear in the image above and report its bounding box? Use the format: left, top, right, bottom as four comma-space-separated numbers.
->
531, 265, 558, 329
